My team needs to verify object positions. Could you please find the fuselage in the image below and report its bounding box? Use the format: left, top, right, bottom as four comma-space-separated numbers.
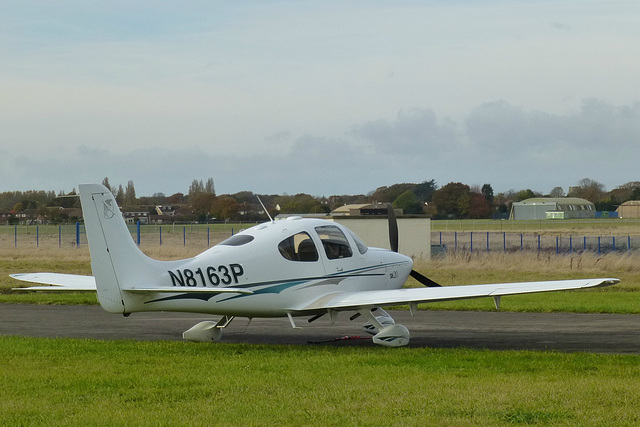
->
124, 217, 413, 317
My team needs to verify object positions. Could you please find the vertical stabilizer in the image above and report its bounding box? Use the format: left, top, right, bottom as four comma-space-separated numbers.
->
79, 183, 162, 314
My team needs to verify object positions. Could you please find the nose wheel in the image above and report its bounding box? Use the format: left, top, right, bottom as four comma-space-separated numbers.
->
360, 308, 410, 347
183, 315, 235, 342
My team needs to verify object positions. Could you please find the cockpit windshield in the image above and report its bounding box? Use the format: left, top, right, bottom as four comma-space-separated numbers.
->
348, 230, 368, 254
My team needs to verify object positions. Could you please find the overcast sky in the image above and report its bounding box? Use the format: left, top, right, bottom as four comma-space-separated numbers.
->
2, 1, 640, 197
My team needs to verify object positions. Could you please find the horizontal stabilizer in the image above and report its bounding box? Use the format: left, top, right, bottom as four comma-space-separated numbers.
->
10, 273, 96, 291
10, 273, 253, 295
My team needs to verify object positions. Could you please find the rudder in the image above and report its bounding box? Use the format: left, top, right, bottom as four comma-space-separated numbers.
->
79, 183, 163, 314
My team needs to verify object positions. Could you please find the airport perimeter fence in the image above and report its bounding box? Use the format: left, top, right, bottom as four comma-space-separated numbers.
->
4, 222, 640, 257
430, 218, 640, 231
0, 222, 241, 250
431, 231, 640, 256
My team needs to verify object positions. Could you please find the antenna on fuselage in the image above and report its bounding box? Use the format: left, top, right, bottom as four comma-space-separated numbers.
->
256, 195, 274, 223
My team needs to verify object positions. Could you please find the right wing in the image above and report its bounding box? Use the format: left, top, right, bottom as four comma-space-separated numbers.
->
296, 278, 620, 312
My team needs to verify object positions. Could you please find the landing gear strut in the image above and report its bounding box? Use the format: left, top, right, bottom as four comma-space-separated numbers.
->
360, 308, 410, 347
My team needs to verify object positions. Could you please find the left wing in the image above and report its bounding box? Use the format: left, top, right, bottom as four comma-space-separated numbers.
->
296, 278, 620, 311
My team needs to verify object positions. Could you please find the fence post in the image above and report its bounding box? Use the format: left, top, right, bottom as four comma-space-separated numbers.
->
503, 232, 506, 252
37, 225, 39, 247
76, 222, 80, 246
569, 236, 572, 253
137, 221, 141, 246
520, 234, 523, 251
598, 236, 601, 255
183, 227, 186, 246
208, 227, 210, 247
629, 235, 632, 252
486, 231, 490, 252
556, 236, 559, 254
455, 232, 458, 252
470, 232, 473, 253
14, 226, 17, 248
612, 236, 616, 252
538, 234, 541, 252
59, 225, 62, 248
159, 226, 162, 246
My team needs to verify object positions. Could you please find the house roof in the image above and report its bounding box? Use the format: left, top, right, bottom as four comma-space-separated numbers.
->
516, 197, 594, 206
618, 200, 640, 206
331, 204, 377, 213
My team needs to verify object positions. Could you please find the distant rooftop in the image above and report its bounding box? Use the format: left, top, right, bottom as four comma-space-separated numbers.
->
517, 197, 593, 205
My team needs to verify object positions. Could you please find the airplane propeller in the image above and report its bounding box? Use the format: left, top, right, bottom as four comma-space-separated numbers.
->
387, 203, 399, 252
387, 204, 441, 288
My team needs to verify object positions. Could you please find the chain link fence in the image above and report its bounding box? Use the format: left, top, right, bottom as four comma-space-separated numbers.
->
432, 231, 639, 255
1, 223, 242, 250
4, 223, 640, 257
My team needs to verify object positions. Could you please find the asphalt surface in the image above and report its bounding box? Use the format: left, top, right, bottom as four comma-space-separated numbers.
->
1, 304, 639, 353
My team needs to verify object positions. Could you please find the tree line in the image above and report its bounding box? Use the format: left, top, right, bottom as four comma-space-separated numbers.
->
1, 177, 637, 224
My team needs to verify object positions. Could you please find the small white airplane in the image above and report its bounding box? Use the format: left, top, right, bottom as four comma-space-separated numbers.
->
11, 183, 619, 347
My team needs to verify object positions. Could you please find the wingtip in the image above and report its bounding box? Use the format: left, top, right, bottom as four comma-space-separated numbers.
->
591, 278, 620, 288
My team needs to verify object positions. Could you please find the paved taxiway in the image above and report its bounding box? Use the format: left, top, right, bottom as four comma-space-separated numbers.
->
1, 304, 638, 353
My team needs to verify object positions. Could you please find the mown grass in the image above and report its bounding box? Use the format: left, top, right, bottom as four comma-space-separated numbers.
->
1, 336, 639, 426
2, 235, 640, 425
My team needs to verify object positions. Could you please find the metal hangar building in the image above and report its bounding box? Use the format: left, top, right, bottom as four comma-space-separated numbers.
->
509, 197, 596, 220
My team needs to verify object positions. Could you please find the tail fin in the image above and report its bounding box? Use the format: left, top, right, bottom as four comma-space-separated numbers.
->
79, 183, 165, 314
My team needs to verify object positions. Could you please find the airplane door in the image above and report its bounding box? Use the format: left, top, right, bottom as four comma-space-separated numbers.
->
313, 224, 363, 276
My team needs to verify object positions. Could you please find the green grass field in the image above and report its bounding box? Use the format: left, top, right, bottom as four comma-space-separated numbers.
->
1, 336, 639, 426
2, 228, 640, 425
1, 240, 640, 425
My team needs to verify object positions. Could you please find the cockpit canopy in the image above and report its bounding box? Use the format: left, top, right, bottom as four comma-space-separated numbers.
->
278, 224, 367, 262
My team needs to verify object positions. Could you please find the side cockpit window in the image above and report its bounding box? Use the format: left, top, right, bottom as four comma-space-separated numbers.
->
278, 232, 319, 262
314, 225, 353, 260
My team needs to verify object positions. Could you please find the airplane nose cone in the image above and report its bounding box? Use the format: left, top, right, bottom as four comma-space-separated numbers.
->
392, 251, 413, 282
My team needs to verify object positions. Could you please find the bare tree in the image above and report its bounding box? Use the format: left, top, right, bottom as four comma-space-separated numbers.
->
188, 179, 204, 197
549, 187, 565, 197
102, 177, 112, 192
115, 185, 124, 205
205, 178, 215, 195
569, 178, 606, 202
124, 180, 137, 206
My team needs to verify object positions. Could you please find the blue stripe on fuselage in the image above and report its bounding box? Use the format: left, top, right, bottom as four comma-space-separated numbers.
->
144, 261, 406, 304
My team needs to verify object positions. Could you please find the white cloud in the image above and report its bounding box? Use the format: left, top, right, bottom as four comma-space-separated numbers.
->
2, 1, 640, 197
353, 108, 460, 156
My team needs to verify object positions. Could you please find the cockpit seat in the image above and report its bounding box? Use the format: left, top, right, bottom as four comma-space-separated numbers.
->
297, 239, 318, 261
